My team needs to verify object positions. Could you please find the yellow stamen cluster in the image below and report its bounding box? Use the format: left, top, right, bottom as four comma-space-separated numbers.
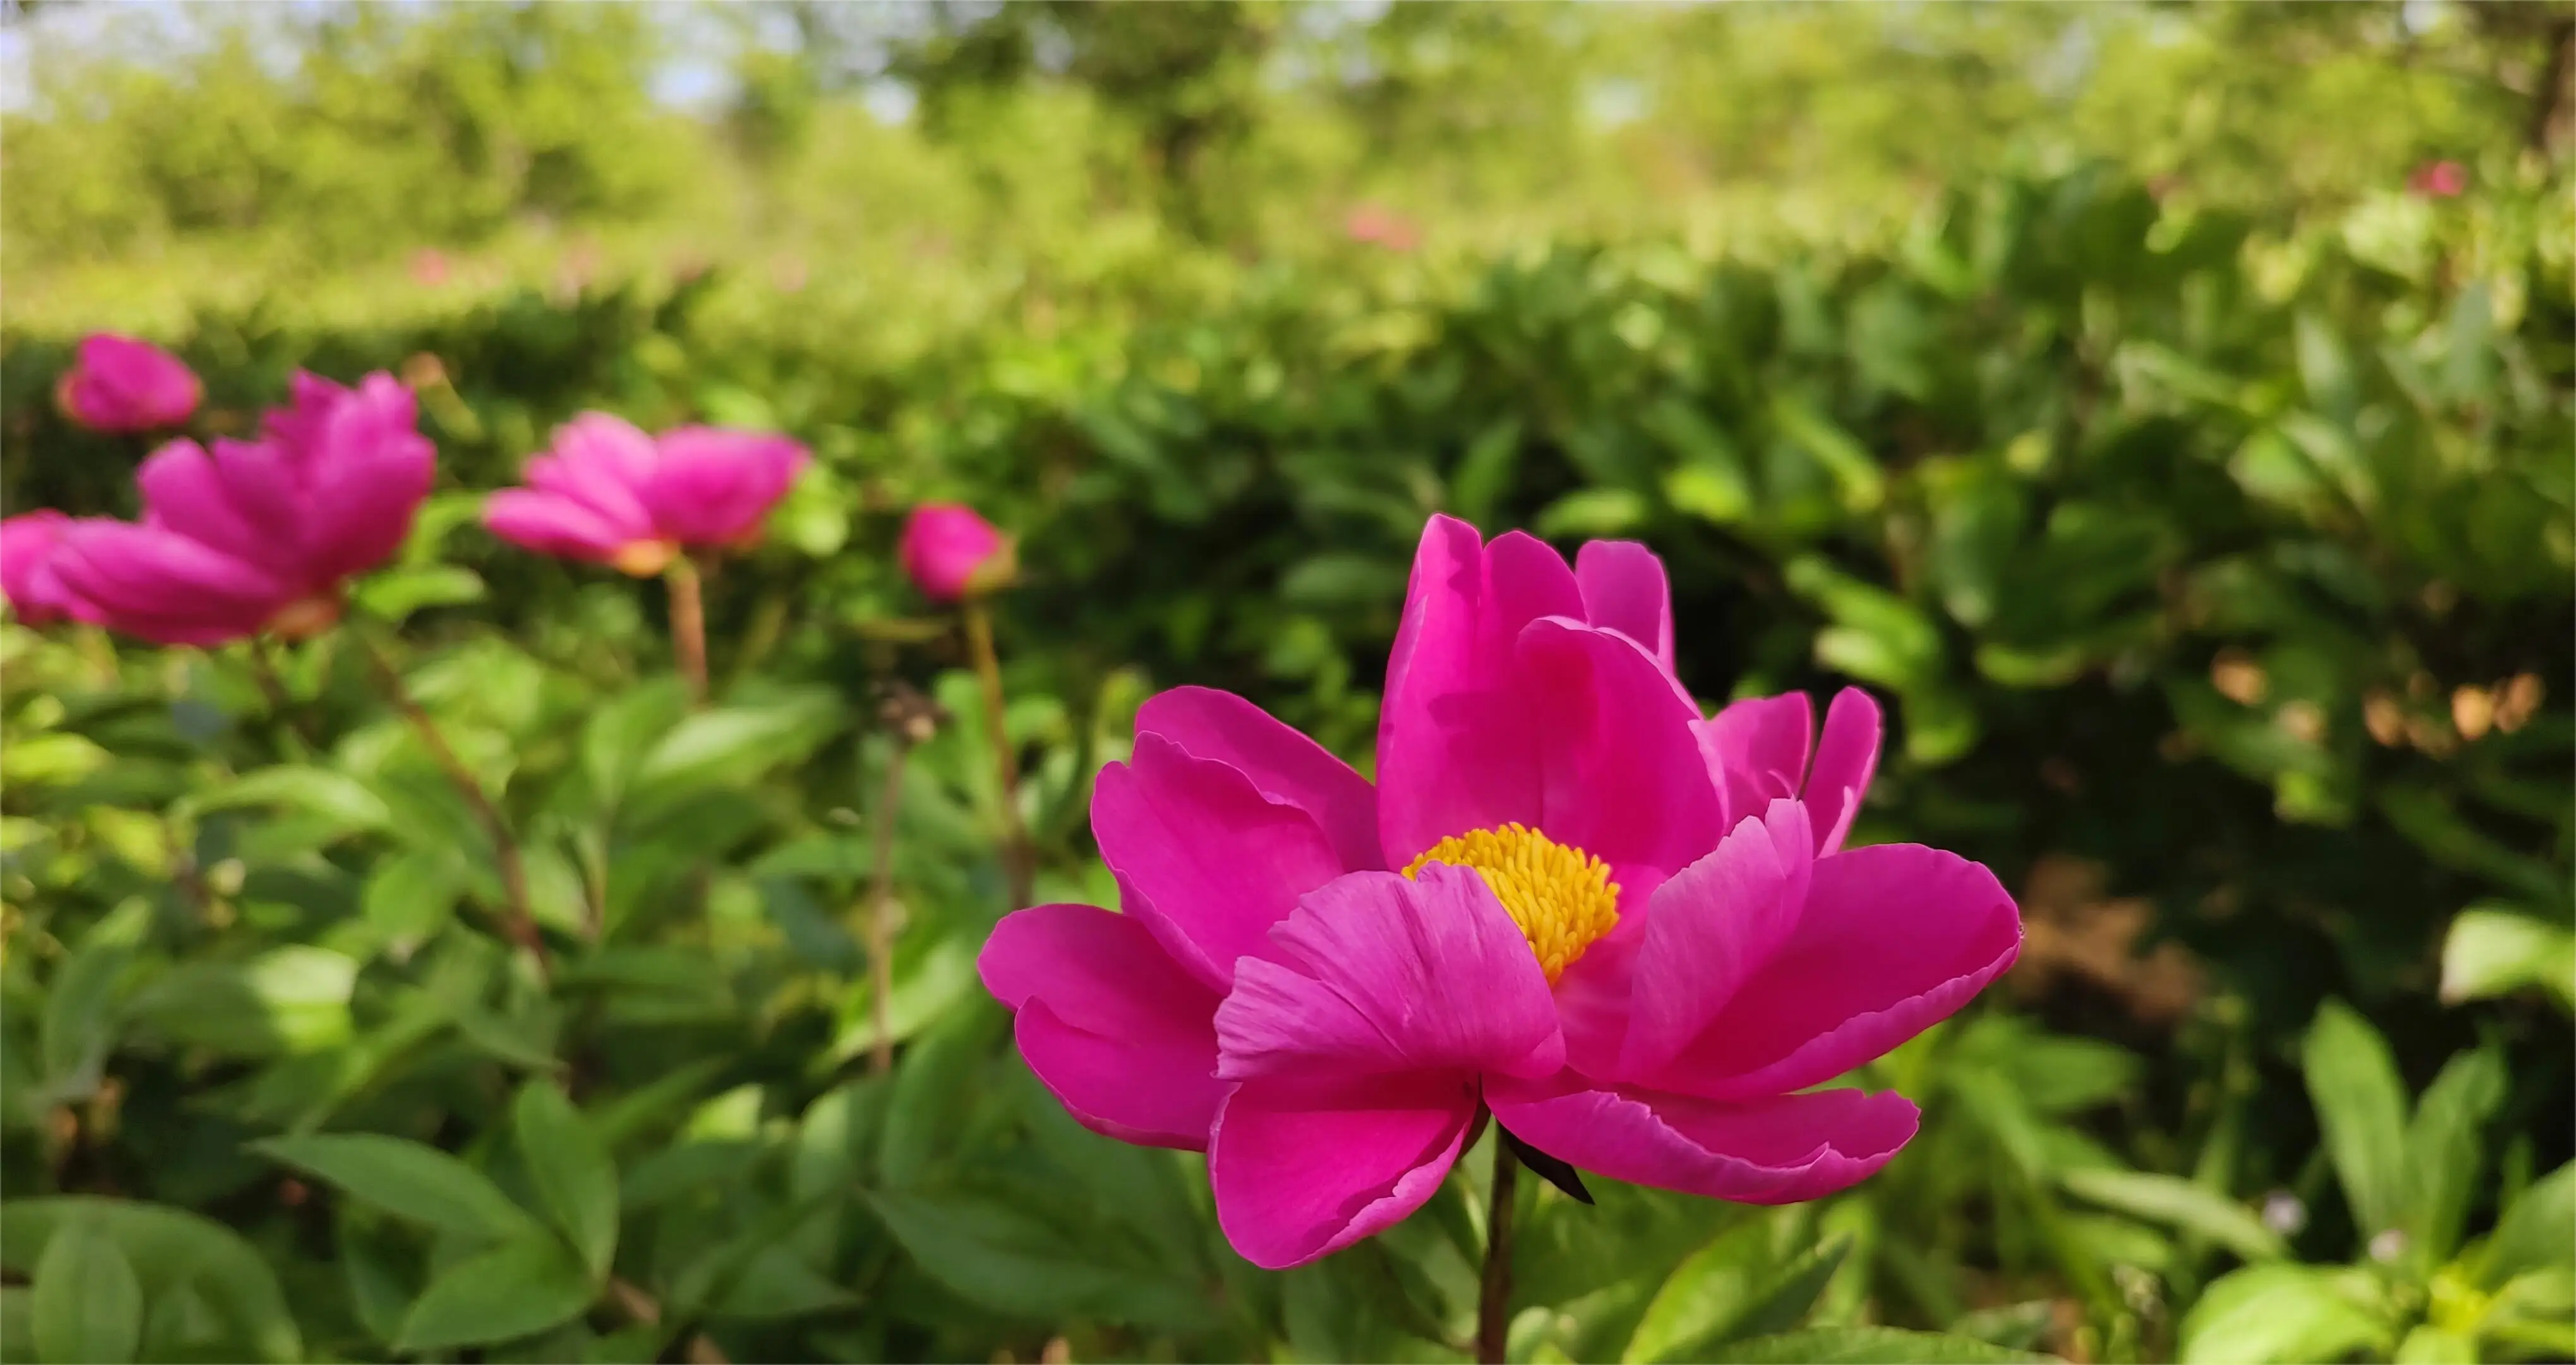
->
1402, 823, 1621, 982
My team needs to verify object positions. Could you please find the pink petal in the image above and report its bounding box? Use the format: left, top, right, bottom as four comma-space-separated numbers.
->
1209, 1072, 1478, 1269
979, 903, 1227, 1150
482, 489, 634, 562
1618, 799, 1813, 1081
535, 413, 659, 529
0, 512, 78, 624
1805, 688, 1882, 855
1215, 866, 1562, 1083
1136, 686, 1383, 874
1575, 539, 1674, 671
134, 440, 303, 578
1697, 693, 1811, 831
301, 405, 434, 583
48, 522, 287, 646
1650, 843, 2022, 1101
640, 427, 808, 546
899, 503, 1006, 602
63, 335, 200, 431
1092, 734, 1347, 990
1516, 617, 1725, 881
1376, 516, 1571, 862
1488, 1076, 1919, 1205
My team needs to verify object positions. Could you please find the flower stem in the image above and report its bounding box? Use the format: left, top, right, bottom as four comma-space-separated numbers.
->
865, 732, 910, 1075
961, 597, 1032, 911
358, 632, 549, 978
665, 555, 708, 705
1478, 1135, 1520, 1364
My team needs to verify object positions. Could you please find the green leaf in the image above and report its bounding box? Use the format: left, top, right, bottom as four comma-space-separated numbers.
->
2302, 999, 2410, 1237
1709, 1326, 2049, 1362
2394, 1326, 2476, 1364
184, 765, 393, 830
2402, 1044, 2506, 1261
1, 1287, 34, 1365
0, 1198, 299, 1362
32, 1220, 143, 1365
627, 691, 844, 818
1626, 1222, 1849, 1363
2178, 1265, 2388, 1364
40, 939, 132, 1102
1949, 1302, 2056, 1352
394, 1234, 594, 1353
1724, 1234, 1853, 1344
126, 946, 357, 1058
2440, 907, 2575, 1012
253, 1133, 541, 1241
2058, 1169, 2286, 1264
514, 1081, 619, 1281
2478, 1160, 2575, 1289
352, 564, 486, 623
867, 1189, 1213, 1331
1535, 487, 1650, 538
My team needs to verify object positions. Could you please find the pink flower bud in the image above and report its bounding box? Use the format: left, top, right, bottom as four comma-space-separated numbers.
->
900, 503, 1013, 602
56, 334, 202, 432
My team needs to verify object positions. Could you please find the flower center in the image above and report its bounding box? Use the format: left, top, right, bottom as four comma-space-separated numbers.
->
263, 594, 342, 641
1402, 823, 1620, 982
611, 538, 680, 577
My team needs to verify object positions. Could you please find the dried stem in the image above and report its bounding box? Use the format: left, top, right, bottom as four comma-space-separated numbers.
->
962, 597, 1032, 911
1477, 1138, 1520, 1365
665, 555, 708, 705
358, 632, 548, 977
866, 734, 910, 1075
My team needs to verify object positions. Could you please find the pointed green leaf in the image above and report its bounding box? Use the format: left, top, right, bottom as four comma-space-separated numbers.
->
394, 1234, 593, 1353
1709, 1326, 2050, 1362
2402, 1044, 2506, 1261
2479, 1161, 2575, 1289
2302, 1000, 2410, 1237
31, 1221, 142, 1365
254, 1133, 540, 1241
2058, 1169, 2286, 1263
514, 1081, 619, 1280
2178, 1265, 2388, 1364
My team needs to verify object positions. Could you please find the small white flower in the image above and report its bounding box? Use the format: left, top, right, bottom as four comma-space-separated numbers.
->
2260, 1191, 2307, 1236
2368, 1229, 2409, 1263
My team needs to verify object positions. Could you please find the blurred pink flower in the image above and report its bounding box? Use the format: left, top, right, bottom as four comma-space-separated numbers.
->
899, 503, 1012, 602
410, 248, 452, 287
56, 334, 201, 432
46, 373, 435, 645
2409, 160, 2468, 198
979, 515, 2022, 1268
483, 412, 809, 575
1, 511, 90, 626
1344, 203, 1422, 252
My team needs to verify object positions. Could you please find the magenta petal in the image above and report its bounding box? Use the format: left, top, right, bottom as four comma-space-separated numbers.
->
640, 427, 808, 545
302, 439, 434, 583
1210, 1073, 1478, 1269
1093, 734, 1348, 989
1515, 617, 1725, 879
48, 522, 287, 646
1477, 531, 1585, 660
538, 413, 660, 528
483, 489, 633, 562
1619, 799, 1814, 1081
1574, 539, 1674, 671
1379, 516, 1543, 861
1656, 843, 2023, 1100
979, 903, 1227, 1150
133, 440, 300, 578
1136, 686, 1383, 874
1488, 1077, 1919, 1205
1805, 689, 1882, 855
1216, 866, 1562, 1082
0, 512, 79, 624
1698, 693, 1813, 830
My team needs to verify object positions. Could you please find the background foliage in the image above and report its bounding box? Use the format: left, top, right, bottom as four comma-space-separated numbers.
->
3, 3, 2571, 1362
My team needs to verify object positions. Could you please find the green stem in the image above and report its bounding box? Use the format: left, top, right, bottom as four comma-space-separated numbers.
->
962, 597, 1032, 911
357, 631, 548, 978
1478, 1136, 1520, 1364
665, 556, 708, 705
865, 733, 910, 1074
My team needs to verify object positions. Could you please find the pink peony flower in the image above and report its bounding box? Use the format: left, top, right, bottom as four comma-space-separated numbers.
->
45, 373, 434, 646
979, 514, 2022, 1269
56, 334, 202, 432
482, 413, 809, 576
2408, 160, 2468, 198
1344, 203, 1423, 253
899, 503, 1012, 602
1, 511, 89, 626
